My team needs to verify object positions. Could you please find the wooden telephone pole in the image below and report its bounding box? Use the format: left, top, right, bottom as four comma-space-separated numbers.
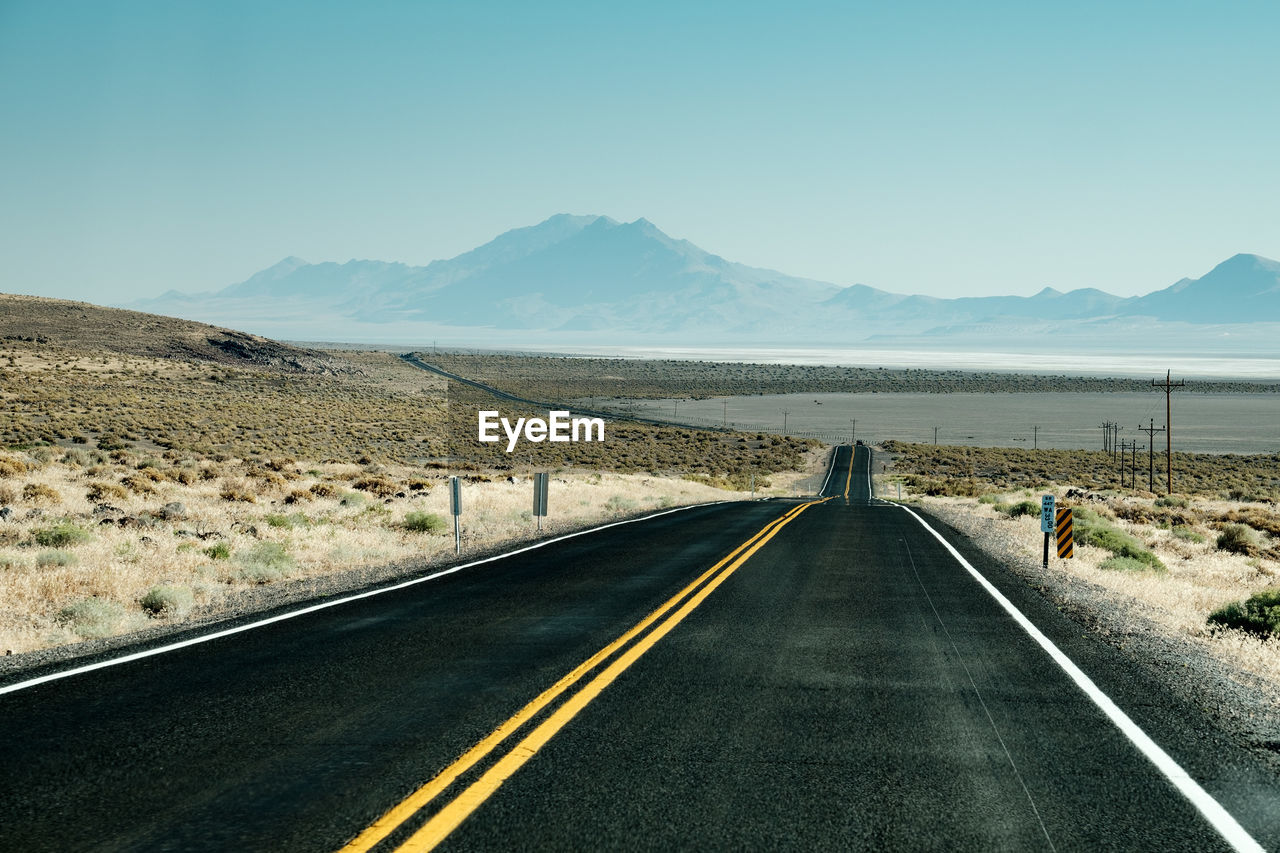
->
1152, 371, 1184, 495
1139, 419, 1165, 493
1118, 440, 1137, 489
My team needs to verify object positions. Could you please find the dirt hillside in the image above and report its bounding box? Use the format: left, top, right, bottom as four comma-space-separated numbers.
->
0, 293, 350, 374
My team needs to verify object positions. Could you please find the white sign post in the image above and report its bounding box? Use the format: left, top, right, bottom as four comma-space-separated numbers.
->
450, 476, 462, 554
533, 473, 549, 531
1040, 494, 1055, 568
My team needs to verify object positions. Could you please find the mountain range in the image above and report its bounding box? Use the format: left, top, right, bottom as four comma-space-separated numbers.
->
130, 215, 1280, 346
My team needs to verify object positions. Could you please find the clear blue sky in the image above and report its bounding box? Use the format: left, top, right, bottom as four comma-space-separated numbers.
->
2, 1, 1277, 303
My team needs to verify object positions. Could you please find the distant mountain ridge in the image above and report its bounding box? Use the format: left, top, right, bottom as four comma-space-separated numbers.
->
130, 215, 1280, 342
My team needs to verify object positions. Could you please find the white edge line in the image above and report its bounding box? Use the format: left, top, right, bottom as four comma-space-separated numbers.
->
0, 500, 737, 698
895, 503, 1265, 853
818, 445, 839, 496
865, 446, 873, 498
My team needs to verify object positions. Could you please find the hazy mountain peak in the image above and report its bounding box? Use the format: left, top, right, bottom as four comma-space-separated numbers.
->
218, 256, 314, 297
1123, 251, 1280, 322
1196, 252, 1280, 288
438, 213, 602, 273
583, 215, 617, 231
1209, 252, 1280, 276
263, 256, 310, 276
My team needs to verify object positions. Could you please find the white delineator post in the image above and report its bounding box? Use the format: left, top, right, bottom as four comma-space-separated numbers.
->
533, 473, 549, 532
450, 476, 462, 554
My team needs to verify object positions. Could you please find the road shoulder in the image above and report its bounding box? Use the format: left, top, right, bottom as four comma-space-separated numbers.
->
908, 502, 1280, 779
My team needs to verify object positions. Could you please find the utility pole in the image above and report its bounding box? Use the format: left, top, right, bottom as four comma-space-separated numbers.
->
1099, 422, 1112, 453
1111, 423, 1124, 461
1140, 419, 1166, 493
1033, 425, 1039, 450
723, 400, 727, 427
1152, 370, 1185, 495
781, 410, 790, 434
849, 419, 856, 445
1119, 440, 1139, 489
933, 426, 939, 445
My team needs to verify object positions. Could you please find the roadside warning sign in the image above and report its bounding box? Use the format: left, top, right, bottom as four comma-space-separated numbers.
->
1056, 507, 1074, 559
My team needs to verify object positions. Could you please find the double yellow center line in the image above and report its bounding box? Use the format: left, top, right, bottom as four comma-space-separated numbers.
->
339, 497, 827, 853
844, 446, 854, 500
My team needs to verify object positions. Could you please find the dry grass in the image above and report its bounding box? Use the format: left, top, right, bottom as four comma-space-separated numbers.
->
0, 342, 447, 463
440, 378, 818, 479
883, 440, 1280, 503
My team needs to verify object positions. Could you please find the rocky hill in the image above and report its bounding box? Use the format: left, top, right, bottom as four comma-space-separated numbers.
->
0, 293, 352, 374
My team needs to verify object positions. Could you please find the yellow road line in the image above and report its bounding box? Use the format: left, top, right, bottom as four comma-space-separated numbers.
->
397, 498, 823, 852
338, 499, 818, 853
843, 446, 854, 500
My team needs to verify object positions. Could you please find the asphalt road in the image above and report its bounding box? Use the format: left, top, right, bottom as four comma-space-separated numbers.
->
1, 446, 1276, 851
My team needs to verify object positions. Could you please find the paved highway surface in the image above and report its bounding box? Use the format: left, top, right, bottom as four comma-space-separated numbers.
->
1, 446, 1276, 851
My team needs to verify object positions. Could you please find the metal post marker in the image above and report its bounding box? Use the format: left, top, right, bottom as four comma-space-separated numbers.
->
450, 476, 462, 554
533, 472, 549, 531
1040, 494, 1055, 569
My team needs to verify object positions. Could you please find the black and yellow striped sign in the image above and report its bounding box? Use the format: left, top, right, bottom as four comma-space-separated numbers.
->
1056, 507, 1074, 558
